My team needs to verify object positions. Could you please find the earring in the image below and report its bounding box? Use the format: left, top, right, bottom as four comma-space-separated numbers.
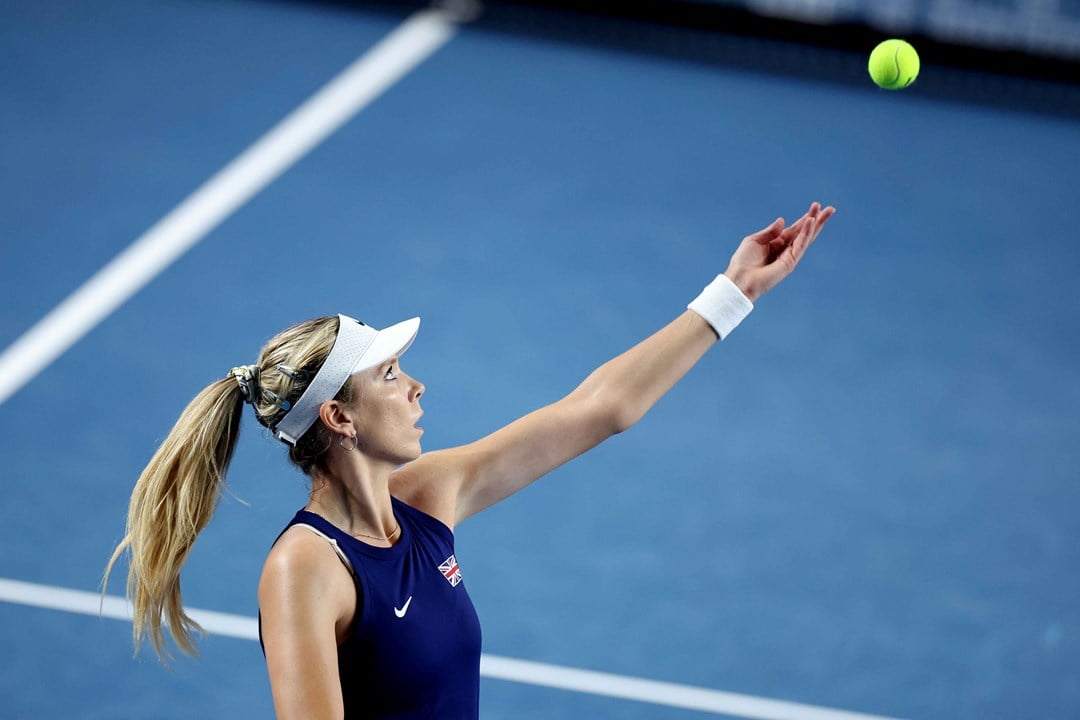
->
339, 435, 357, 452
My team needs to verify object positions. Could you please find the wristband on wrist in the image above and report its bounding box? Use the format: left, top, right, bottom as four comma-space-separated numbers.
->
687, 274, 753, 340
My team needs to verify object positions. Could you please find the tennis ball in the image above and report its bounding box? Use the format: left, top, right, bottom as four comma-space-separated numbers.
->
868, 39, 920, 90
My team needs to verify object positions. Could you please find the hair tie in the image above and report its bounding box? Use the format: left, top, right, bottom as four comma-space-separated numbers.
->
229, 365, 260, 407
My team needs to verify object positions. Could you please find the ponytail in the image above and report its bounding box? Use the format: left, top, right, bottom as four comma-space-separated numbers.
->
104, 315, 341, 662
103, 377, 243, 661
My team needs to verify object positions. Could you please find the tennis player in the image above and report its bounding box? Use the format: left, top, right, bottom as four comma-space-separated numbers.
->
105, 201, 834, 719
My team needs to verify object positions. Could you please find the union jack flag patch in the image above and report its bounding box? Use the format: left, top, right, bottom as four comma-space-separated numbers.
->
438, 554, 463, 587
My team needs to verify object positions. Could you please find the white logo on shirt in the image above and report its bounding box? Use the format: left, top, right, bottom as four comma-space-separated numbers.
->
394, 596, 413, 618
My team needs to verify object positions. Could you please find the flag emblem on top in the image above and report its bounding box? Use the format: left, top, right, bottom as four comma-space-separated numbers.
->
438, 554, 463, 587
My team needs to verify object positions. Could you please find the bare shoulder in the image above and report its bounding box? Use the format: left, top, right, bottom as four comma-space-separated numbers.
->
261, 525, 339, 578
390, 448, 474, 530
258, 527, 354, 622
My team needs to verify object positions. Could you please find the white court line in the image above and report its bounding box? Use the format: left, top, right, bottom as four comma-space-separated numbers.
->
0, 6, 460, 407
0, 577, 903, 720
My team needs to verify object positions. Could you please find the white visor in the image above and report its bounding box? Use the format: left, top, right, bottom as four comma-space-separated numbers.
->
274, 315, 420, 445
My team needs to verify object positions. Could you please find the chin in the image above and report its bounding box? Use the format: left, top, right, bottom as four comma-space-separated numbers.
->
399, 441, 423, 464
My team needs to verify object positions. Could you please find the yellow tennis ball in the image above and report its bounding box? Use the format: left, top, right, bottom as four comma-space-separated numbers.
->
868, 39, 920, 90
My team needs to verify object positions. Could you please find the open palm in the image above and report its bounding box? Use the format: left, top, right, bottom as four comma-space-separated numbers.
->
725, 202, 836, 302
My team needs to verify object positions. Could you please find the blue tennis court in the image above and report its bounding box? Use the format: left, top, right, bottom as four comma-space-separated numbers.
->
2, 1, 1079, 718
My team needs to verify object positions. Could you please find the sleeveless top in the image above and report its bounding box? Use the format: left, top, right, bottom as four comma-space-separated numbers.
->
260, 497, 482, 719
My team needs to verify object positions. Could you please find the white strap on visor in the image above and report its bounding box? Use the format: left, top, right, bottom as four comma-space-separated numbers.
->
274, 314, 419, 445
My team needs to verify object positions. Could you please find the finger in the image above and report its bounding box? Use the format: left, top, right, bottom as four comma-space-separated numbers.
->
790, 214, 818, 264
806, 205, 836, 244
783, 202, 821, 237
747, 217, 785, 245
777, 215, 815, 250
778, 215, 807, 242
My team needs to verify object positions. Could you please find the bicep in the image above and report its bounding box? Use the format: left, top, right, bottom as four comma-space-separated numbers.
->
259, 540, 351, 720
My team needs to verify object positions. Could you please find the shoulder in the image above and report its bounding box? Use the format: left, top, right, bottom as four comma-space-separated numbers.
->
389, 449, 470, 530
259, 526, 354, 623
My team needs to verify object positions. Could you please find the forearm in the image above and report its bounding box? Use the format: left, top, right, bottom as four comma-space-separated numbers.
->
573, 203, 832, 436
577, 309, 720, 433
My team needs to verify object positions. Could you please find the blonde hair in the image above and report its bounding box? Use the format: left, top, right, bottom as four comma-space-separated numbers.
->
103, 315, 355, 661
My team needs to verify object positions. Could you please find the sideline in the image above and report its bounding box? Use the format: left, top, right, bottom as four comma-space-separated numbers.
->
0, 7, 461, 406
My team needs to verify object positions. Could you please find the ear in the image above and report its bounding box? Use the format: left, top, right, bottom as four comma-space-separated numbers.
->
318, 398, 356, 437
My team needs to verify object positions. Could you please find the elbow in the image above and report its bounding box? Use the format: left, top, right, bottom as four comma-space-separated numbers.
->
611, 404, 642, 435
571, 390, 634, 437
576, 374, 640, 436
598, 395, 640, 436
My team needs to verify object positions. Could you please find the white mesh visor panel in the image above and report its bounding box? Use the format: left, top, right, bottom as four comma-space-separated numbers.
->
274, 315, 419, 445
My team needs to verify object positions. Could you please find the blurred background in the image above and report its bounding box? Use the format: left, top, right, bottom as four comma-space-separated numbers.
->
2, 1, 1078, 718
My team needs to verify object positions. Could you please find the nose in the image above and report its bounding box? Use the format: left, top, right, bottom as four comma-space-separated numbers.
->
409, 376, 424, 403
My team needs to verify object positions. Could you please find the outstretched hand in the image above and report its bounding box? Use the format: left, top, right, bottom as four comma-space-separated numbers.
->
724, 202, 835, 303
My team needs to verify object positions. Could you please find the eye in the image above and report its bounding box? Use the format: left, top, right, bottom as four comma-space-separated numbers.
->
384, 365, 398, 381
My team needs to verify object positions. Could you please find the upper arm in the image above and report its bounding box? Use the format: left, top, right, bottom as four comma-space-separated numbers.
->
393, 387, 621, 527
258, 532, 355, 720
392, 311, 720, 527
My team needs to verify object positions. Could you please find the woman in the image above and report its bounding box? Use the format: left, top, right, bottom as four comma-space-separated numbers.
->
105, 202, 835, 719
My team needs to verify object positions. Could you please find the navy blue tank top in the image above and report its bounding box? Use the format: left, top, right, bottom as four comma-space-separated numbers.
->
262, 497, 482, 719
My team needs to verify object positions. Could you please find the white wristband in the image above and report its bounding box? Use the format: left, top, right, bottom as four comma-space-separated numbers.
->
687, 274, 753, 340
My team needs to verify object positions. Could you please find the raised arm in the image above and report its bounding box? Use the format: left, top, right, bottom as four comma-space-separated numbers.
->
392, 202, 835, 527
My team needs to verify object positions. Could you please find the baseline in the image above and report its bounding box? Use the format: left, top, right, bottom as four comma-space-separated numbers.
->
0, 577, 903, 720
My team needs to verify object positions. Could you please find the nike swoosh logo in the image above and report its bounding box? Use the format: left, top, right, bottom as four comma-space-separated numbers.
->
394, 596, 413, 618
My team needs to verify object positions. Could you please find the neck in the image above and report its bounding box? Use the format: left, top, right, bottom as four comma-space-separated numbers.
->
307, 454, 399, 543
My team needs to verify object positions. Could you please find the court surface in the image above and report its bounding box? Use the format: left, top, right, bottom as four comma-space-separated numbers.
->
2, 1, 1079, 718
